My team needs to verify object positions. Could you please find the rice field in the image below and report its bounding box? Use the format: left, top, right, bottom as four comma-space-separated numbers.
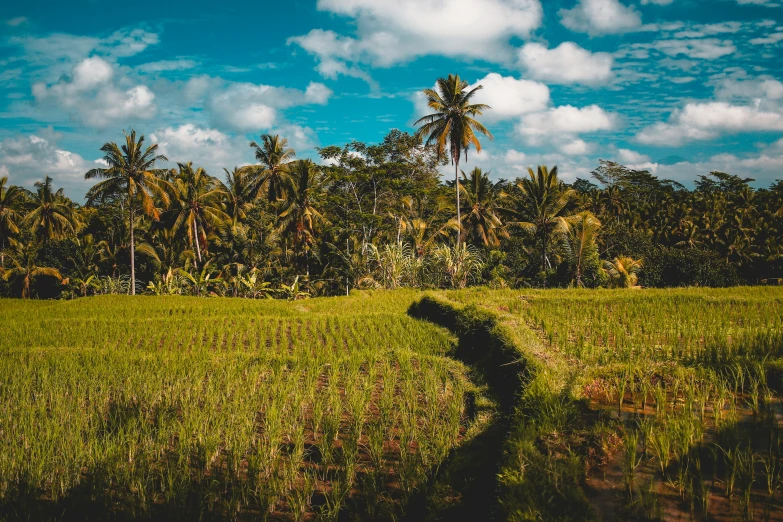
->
0, 291, 484, 521
3, 287, 782, 521
448, 287, 783, 520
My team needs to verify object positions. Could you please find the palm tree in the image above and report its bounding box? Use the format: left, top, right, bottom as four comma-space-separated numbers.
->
2, 239, 62, 298
459, 167, 506, 247
23, 176, 77, 242
566, 211, 601, 288
604, 256, 643, 288
85, 130, 169, 294
221, 167, 255, 223
0, 176, 24, 268
415, 74, 493, 245
163, 163, 229, 266
504, 166, 576, 287
248, 134, 296, 203
278, 160, 328, 274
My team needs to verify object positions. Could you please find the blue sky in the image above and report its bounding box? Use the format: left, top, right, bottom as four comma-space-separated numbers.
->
1, 0, 782, 198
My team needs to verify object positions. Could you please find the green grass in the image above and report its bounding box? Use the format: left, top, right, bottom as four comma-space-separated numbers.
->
440, 286, 783, 521
0, 291, 484, 521
4, 287, 782, 521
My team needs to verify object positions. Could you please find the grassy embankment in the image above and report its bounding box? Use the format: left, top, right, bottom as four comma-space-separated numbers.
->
413, 287, 783, 521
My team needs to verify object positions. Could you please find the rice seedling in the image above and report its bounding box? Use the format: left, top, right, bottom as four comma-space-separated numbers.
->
0, 291, 481, 520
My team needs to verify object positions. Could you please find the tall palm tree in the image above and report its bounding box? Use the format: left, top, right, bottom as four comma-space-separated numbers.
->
415, 74, 493, 246
2, 239, 62, 298
85, 130, 169, 294
23, 176, 77, 242
566, 211, 601, 288
221, 167, 255, 223
459, 167, 506, 247
163, 163, 229, 266
0, 176, 24, 268
278, 159, 328, 274
248, 134, 296, 203
504, 166, 576, 287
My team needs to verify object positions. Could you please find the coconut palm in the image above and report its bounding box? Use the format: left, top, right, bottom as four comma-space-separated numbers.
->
0, 176, 24, 267
566, 211, 601, 288
504, 166, 576, 287
459, 167, 506, 247
415, 74, 493, 245
248, 134, 296, 203
278, 160, 328, 273
221, 167, 255, 223
23, 176, 77, 242
163, 163, 230, 266
85, 130, 169, 294
603, 256, 643, 288
2, 239, 62, 298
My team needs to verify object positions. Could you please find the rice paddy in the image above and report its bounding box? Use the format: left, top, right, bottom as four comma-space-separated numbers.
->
2, 287, 782, 521
0, 291, 486, 521
447, 287, 783, 520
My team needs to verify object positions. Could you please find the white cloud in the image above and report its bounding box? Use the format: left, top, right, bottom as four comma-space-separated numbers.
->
640, 0, 674, 4
6, 17, 27, 26
205, 80, 332, 131
750, 32, 783, 45
13, 27, 159, 70
290, 0, 543, 80
505, 149, 528, 164
467, 73, 550, 121
639, 151, 783, 186
137, 59, 198, 73
150, 124, 250, 174
559, 0, 642, 36
518, 105, 618, 145
652, 38, 736, 59
636, 102, 783, 146
736, 0, 781, 6
560, 139, 591, 155
617, 149, 651, 164
32, 57, 157, 127
517, 42, 614, 85
0, 131, 93, 194
713, 77, 783, 102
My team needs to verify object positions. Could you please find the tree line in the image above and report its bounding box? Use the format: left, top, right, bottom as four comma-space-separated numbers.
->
1, 74, 781, 298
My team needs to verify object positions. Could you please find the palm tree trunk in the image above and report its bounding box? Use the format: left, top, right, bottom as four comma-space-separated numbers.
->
193, 219, 202, 264
455, 158, 461, 247
541, 232, 547, 289
129, 205, 136, 295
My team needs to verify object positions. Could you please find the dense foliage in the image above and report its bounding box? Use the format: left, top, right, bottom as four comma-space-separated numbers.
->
1, 129, 782, 299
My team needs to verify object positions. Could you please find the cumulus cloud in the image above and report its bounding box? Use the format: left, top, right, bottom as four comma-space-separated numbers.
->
560, 139, 591, 155
517, 42, 614, 85
205, 80, 332, 131
150, 124, 249, 174
412, 73, 550, 123
518, 105, 618, 145
0, 131, 96, 194
467, 73, 550, 121
559, 0, 642, 36
617, 149, 651, 164
32, 57, 156, 127
713, 77, 783, 103
636, 102, 783, 146
290, 0, 543, 80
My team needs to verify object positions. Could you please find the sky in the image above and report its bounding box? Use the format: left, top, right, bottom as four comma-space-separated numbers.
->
1, 0, 783, 199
